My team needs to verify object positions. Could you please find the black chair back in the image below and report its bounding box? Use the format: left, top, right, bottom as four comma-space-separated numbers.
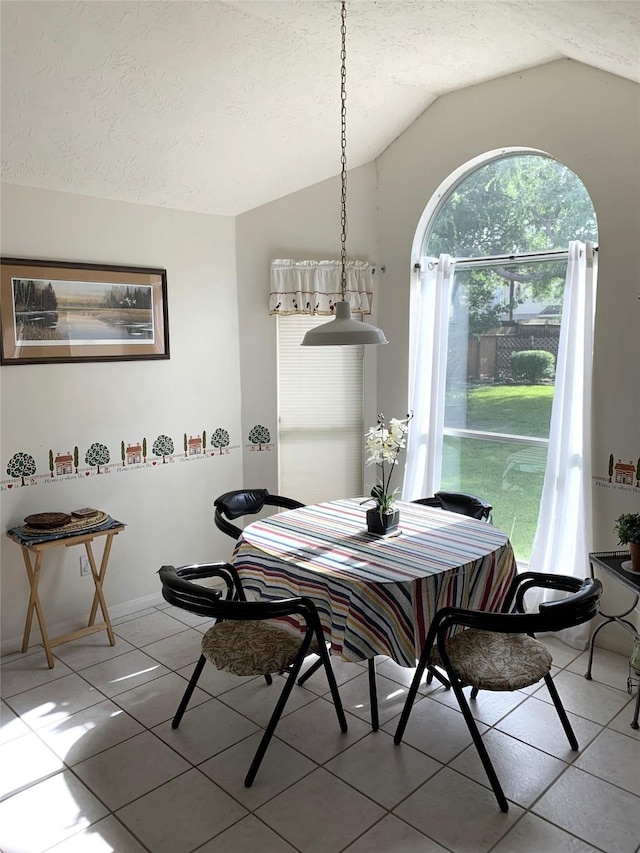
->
413, 490, 493, 522
214, 489, 304, 539
433, 574, 602, 640
159, 562, 317, 623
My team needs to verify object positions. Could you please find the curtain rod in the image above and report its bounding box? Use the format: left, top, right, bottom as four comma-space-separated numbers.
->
415, 246, 598, 271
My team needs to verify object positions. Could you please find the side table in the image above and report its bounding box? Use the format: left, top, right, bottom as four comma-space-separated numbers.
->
6, 517, 126, 668
587, 550, 640, 729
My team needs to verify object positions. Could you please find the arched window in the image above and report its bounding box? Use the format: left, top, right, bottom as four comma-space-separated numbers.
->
406, 150, 598, 564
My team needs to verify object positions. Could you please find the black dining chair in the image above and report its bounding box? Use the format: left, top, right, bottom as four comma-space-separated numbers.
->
413, 490, 493, 522
214, 488, 304, 540
158, 562, 347, 787
214, 487, 326, 684
413, 489, 495, 689
215, 488, 377, 731
394, 572, 602, 812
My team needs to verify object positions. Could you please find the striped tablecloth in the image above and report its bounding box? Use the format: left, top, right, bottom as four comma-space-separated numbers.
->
232, 498, 517, 667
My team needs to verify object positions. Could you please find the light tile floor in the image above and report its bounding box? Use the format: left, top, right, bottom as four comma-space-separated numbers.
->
1, 607, 639, 853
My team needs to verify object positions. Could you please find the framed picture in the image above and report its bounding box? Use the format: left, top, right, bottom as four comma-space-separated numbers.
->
0, 258, 169, 365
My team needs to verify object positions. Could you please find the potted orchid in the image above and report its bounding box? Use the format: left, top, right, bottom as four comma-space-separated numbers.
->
363, 412, 412, 535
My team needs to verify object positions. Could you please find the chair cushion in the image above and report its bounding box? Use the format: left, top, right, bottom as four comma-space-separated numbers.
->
433, 629, 552, 691
201, 620, 321, 677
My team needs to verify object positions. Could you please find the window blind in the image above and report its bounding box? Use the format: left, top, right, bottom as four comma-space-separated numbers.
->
277, 314, 364, 504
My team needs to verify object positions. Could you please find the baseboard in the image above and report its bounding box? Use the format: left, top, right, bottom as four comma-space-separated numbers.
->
0, 591, 165, 658
594, 632, 635, 658
109, 591, 165, 619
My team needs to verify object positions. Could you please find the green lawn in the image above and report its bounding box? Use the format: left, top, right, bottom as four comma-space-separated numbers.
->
441, 384, 554, 561
450, 384, 554, 437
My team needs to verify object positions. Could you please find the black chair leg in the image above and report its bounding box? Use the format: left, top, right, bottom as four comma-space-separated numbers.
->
451, 677, 508, 812
245, 674, 298, 786
470, 686, 479, 700
543, 672, 578, 750
245, 662, 306, 786
368, 658, 379, 731
300, 652, 378, 730
245, 636, 324, 787
427, 665, 451, 690
297, 655, 323, 686
631, 683, 640, 730
394, 647, 431, 744
173, 654, 206, 729
316, 634, 348, 733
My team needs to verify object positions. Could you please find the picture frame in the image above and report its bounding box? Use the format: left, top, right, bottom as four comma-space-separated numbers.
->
0, 258, 169, 365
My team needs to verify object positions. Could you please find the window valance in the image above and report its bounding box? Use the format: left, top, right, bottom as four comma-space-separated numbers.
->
269, 259, 373, 316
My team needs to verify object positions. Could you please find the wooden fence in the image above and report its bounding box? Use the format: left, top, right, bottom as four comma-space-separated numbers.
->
467, 324, 560, 381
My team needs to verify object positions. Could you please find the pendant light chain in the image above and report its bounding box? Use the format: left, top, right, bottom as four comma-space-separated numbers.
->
340, 0, 348, 301
299, 1, 387, 345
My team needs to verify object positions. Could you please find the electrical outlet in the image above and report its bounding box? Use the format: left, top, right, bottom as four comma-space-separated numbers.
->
79, 555, 91, 576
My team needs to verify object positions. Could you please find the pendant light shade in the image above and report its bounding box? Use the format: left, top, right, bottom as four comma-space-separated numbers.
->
302, 1, 387, 347
301, 301, 388, 346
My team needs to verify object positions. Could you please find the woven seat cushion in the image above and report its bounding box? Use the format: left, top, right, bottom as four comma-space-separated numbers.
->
432, 629, 552, 691
201, 620, 321, 677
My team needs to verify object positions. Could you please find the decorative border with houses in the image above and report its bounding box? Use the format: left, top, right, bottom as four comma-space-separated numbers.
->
1, 424, 275, 491
593, 452, 640, 493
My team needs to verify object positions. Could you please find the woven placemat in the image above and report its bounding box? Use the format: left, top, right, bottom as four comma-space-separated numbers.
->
20, 510, 109, 537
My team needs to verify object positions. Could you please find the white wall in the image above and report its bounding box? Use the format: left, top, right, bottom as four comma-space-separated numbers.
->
374, 59, 640, 648
237, 60, 640, 651
3, 59, 638, 655
376, 60, 639, 490
235, 163, 380, 491
0, 184, 242, 650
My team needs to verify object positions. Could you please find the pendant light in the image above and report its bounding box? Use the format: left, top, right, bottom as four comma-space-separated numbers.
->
302, 1, 387, 347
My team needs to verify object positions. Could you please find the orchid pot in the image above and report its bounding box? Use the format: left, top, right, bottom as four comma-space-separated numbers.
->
366, 506, 400, 536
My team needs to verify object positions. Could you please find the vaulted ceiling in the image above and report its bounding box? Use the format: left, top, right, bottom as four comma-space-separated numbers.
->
1, 0, 638, 216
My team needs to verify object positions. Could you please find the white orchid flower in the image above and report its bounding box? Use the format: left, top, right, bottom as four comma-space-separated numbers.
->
363, 412, 413, 517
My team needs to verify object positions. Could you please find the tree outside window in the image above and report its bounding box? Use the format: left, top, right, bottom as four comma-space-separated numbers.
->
422, 153, 597, 561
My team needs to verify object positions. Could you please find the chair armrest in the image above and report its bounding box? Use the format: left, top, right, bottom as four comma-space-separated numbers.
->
159, 562, 241, 604
159, 563, 325, 636
265, 494, 304, 511
214, 508, 243, 540
171, 561, 235, 582
506, 571, 589, 613
435, 576, 601, 638
212, 593, 321, 625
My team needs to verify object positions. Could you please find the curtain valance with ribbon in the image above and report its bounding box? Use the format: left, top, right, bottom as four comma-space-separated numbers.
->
269, 259, 373, 316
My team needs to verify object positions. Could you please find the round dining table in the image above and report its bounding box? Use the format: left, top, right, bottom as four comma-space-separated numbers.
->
232, 497, 518, 667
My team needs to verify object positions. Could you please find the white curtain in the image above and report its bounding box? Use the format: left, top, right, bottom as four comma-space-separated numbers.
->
269, 259, 373, 316
528, 241, 598, 648
403, 255, 453, 501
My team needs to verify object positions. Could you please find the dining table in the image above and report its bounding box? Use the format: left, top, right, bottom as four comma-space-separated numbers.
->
232, 497, 518, 668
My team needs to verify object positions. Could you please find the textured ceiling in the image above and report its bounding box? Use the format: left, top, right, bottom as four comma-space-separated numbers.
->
1, 0, 639, 216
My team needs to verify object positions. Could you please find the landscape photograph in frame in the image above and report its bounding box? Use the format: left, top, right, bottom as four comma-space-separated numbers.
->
0, 258, 169, 364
